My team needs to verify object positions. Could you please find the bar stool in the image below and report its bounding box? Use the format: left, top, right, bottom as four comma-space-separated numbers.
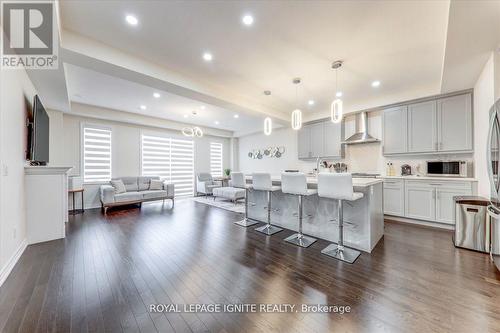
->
252, 173, 283, 235
281, 172, 317, 248
232, 172, 259, 227
317, 173, 364, 264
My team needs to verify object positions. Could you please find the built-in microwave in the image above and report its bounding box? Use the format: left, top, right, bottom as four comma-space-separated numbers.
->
426, 160, 469, 177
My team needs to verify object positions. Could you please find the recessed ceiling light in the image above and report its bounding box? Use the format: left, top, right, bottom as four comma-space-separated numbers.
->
336, 91, 343, 97
202, 52, 213, 62
214, 121, 220, 125
308, 100, 315, 106
371, 80, 381, 87
200, 105, 206, 110
140, 105, 146, 110
242, 14, 254, 26
234, 114, 239, 118
183, 114, 188, 118
153, 92, 160, 98
125, 15, 138, 26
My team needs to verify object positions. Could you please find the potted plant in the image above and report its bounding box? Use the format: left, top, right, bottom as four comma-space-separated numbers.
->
224, 168, 231, 177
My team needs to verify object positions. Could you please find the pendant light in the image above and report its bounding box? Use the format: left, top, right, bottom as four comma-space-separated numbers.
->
331, 60, 343, 124
264, 117, 272, 136
291, 78, 302, 130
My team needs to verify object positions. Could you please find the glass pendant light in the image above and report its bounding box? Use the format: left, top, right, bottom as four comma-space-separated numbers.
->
331, 61, 343, 124
264, 117, 272, 136
291, 78, 302, 130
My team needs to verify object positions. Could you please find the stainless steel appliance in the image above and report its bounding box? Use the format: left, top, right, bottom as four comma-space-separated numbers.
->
486, 98, 500, 272
426, 160, 468, 177
454, 197, 489, 252
342, 111, 380, 145
401, 164, 412, 176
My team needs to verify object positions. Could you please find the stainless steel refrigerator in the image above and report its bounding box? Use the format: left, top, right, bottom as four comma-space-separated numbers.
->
486, 98, 500, 272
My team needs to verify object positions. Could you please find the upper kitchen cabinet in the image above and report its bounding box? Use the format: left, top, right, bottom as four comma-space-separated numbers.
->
407, 100, 437, 153
297, 120, 344, 160
383, 92, 473, 155
324, 121, 344, 158
297, 125, 312, 159
310, 122, 325, 158
437, 94, 473, 152
382, 106, 407, 154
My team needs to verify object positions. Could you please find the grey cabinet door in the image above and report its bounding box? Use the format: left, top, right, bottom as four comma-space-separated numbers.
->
297, 125, 311, 159
405, 183, 435, 221
436, 187, 471, 224
383, 106, 407, 154
383, 180, 404, 216
310, 122, 325, 158
407, 100, 437, 153
437, 94, 472, 152
323, 121, 343, 157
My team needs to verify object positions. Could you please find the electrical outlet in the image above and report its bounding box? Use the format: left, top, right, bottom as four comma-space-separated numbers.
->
2, 164, 7, 176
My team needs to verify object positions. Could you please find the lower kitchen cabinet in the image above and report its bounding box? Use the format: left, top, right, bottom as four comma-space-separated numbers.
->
405, 183, 436, 221
435, 187, 471, 224
384, 178, 476, 226
383, 179, 404, 216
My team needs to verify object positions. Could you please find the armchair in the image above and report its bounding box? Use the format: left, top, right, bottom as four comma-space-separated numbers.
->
196, 172, 221, 197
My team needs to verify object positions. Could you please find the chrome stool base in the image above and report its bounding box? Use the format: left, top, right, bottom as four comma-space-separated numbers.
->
321, 243, 361, 264
255, 224, 283, 235
234, 218, 259, 227
284, 233, 317, 248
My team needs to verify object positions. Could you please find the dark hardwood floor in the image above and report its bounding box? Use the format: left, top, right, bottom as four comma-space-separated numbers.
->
1, 199, 500, 333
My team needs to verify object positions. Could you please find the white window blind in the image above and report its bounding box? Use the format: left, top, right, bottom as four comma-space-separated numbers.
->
141, 134, 194, 197
210, 142, 223, 177
83, 126, 112, 182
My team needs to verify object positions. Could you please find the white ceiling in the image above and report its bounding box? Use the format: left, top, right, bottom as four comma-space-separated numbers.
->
65, 64, 272, 136
50, 0, 500, 136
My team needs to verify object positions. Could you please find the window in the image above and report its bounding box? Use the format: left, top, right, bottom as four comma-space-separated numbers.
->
210, 142, 223, 177
83, 125, 112, 182
141, 134, 194, 197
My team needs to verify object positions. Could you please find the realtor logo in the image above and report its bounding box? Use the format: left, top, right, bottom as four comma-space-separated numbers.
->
1, 1, 58, 69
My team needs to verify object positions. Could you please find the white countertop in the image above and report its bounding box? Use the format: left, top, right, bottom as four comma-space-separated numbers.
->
382, 175, 477, 182
245, 175, 383, 187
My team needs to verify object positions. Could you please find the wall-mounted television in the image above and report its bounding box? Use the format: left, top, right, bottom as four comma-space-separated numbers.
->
28, 95, 50, 165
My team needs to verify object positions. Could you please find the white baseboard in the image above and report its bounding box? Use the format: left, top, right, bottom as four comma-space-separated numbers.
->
0, 239, 28, 287
385, 215, 454, 230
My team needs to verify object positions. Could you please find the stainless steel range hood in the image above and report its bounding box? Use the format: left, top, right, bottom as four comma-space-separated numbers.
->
342, 111, 380, 145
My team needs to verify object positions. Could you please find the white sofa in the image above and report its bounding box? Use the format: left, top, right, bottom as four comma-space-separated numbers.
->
100, 176, 174, 214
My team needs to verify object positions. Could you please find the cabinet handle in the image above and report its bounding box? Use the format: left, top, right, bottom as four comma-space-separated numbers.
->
433, 189, 435, 199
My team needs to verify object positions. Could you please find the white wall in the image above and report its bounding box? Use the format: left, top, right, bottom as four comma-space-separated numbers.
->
61, 112, 231, 209
47, 109, 65, 165
238, 111, 473, 177
473, 53, 496, 196
0, 64, 37, 282
495, 49, 500, 100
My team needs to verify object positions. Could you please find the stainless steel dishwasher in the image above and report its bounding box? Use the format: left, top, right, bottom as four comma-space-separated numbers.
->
454, 196, 490, 253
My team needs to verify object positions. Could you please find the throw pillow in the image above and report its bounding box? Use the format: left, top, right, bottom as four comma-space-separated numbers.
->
110, 179, 126, 194
149, 179, 163, 190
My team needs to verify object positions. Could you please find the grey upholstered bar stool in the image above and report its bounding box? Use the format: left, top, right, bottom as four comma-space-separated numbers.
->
232, 172, 259, 227
252, 173, 283, 235
317, 173, 364, 263
281, 172, 317, 248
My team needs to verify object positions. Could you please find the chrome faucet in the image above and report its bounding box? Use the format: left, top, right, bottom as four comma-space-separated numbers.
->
316, 157, 326, 175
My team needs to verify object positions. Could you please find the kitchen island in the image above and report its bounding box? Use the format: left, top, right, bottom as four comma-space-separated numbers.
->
246, 176, 384, 253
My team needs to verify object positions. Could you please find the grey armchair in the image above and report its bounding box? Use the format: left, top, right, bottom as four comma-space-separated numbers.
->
196, 172, 221, 197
